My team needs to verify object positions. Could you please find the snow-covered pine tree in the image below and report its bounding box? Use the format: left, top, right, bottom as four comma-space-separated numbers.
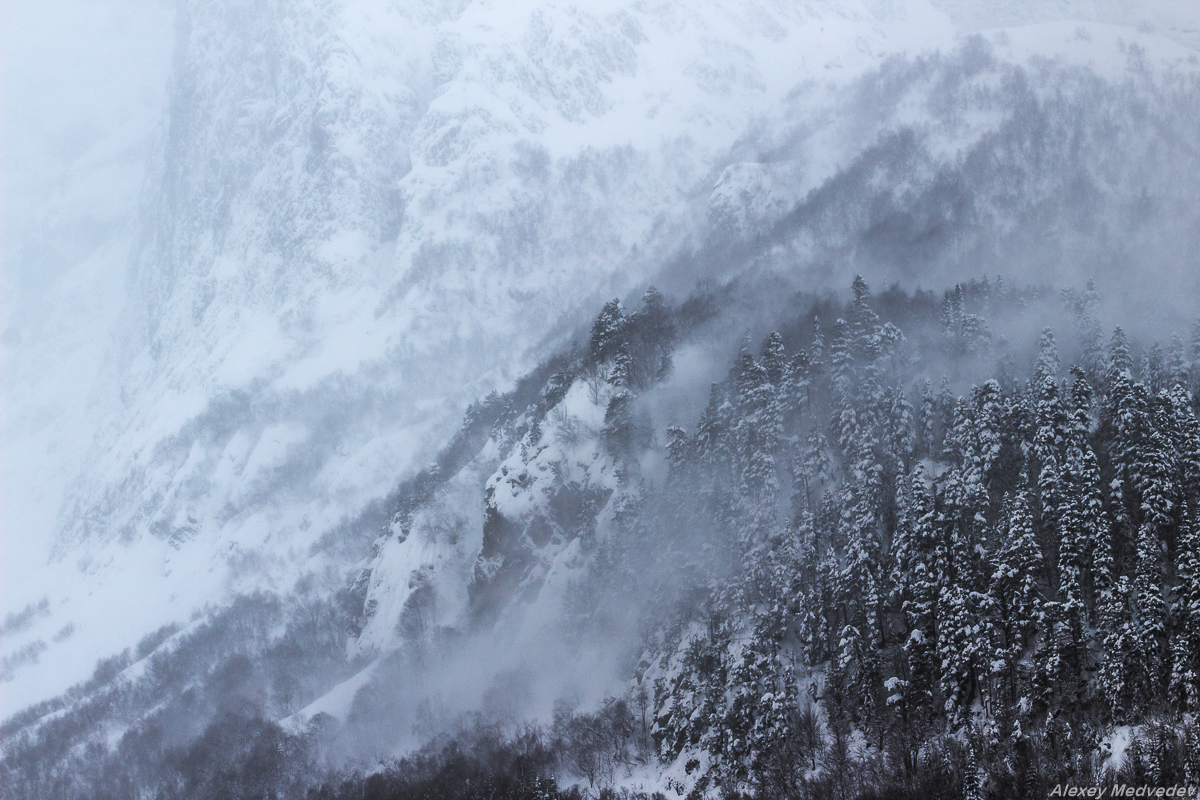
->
1033, 369, 1069, 601
848, 275, 881, 362
1132, 519, 1167, 709
733, 354, 782, 548
894, 465, 940, 719
916, 379, 937, 459
943, 285, 965, 352
936, 378, 958, 457
937, 515, 993, 728
961, 380, 1004, 512
943, 283, 991, 358
808, 315, 826, 377
602, 389, 635, 461
696, 381, 736, 530
1169, 502, 1200, 714
1144, 342, 1166, 396
1034, 328, 1060, 387
1055, 448, 1089, 691
589, 298, 627, 365
829, 319, 857, 458
990, 485, 1043, 717
884, 384, 916, 492
1032, 597, 1074, 720
624, 286, 676, 390
1064, 371, 1105, 642
1109, 327, 1133, 377
760, 331, 787, 388
786, 348, 814, 424
720, 613, 796, 790
1166, 335, 1188, 390
663, 425, 699, 535
1167, 385, 1200, 511
793, 431, 832, 516
1075, 281, 1107, 386
963, 741, 986, 800
1098, 472, 1141, 722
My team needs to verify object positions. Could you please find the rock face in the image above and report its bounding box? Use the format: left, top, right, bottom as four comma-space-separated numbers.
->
6, 0, 929, 714
353, 376, 619, 658
51, 0, 946, 611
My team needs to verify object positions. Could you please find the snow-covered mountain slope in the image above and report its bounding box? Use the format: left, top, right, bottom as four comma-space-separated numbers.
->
0, 0, 176, 716
672, 23, 1200, 328
72, 0, 948, 560
0, 0, 935, 713
3, 0, 1200, 722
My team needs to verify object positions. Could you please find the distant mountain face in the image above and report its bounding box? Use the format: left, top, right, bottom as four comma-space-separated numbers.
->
5, 0, 918, 716
40, 0, 953, 651
65, 0, 1200, 559
4, 0, 1200, 733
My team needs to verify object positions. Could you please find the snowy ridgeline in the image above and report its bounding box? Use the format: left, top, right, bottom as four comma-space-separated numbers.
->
3, 274, 1199, 797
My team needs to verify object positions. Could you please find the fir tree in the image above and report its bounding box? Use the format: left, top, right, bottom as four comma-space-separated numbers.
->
1166, 334, 1188, 389
936, 378, 958, 457
760, 331, 787, 388
602, 390, 635, 460
885, 383, 916, 476
1143, 342, 1166, 396
1132, 520, 1167, 708
829, 319, 858, 457
942, 285, 965, 346
916, 379, 937, 459
624, 286, 676, 390
695, 381, 736, 530
1108, 327, 1133, 383
1076, 280, 1107, 385
848, 275, 881, 361
733, 355, 782, 546
1099, 476, 1139, 721
588, 299, 627, 365
990, 486, 1043, 715
808, 315, 826, 376
937, 518, 991, 728
897, 466, 940, 717
1035, 328, 1060, 386
1033, 372, 1069, 593
1190, 318, 1200, 397
1169, 503, 1200, 713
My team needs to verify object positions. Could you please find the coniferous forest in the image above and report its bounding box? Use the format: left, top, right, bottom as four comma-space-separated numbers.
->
4, 275, 1199, 799
573, 277, 1200, 798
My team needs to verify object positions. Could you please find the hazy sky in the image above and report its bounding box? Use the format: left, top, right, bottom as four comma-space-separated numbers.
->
1, 0, 174, 272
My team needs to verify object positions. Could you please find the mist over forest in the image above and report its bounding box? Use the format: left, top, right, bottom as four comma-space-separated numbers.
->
2, 2, 1200, 799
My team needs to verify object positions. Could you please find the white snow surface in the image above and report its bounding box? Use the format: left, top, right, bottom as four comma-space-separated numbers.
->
1102, 724, 1134, 773
2, 0, 1200, 720
280, 658, 382, 730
